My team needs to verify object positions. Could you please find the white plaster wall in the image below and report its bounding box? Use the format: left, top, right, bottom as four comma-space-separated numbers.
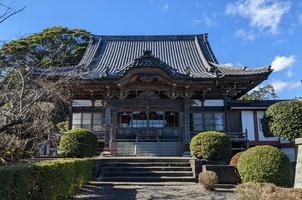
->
281, 148, 295, 161
241, 111, 255, 141
72, 99, 92, 107
204, 99, 224, 106
257, 111, 279, 141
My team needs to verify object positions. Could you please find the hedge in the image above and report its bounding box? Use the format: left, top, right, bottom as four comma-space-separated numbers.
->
0, 158, 92, 200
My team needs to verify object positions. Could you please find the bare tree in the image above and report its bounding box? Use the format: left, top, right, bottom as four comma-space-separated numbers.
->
0, 66, 79, 165
0, 1, 25, 24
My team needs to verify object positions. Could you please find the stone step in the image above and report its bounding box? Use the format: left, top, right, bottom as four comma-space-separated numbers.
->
99, 157, 191, 163
97, 176, 195, 182
101, 171, 194, 177
101, 166, 193, 171
102, 162, 191, 167
96, 157, 194, 183
89, 181, 197, 186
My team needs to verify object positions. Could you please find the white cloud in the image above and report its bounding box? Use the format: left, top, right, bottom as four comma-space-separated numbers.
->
273, 39, 287, 45
222, 61, 242, 67
225, 0, 291, 35
190, 18, 202, 26
222, 63, 233, 66
163, 4, 169, 12
271, 55, 296, 76
270, 79, 301, 93
202, 12, 217, 26
235, 29, 256, 41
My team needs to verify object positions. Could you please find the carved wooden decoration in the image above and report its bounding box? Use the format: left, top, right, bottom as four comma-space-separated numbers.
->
135, 90, 161, 99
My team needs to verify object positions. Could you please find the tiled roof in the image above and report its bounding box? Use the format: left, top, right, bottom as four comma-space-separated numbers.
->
227, 100, 284, 108
31, 34, 273, 79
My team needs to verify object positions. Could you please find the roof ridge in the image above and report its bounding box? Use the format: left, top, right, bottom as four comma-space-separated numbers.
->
90, 34, 208, 41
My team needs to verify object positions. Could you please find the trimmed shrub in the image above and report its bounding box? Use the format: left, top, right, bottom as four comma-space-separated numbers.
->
198, 171, 218, 191
190, 131, 232, 160
262, 100, 302, 140
0, 158, 92, 200
237, 145, 294, 187
229, 151, 244, 169
60, 128, 98, 157
235, 182, 277, 200
229, 151, 245, 183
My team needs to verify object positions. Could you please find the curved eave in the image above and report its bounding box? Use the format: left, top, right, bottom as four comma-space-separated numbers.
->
209, 62, 273, 76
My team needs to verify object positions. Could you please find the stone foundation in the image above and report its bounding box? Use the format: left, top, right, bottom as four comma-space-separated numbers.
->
294, 138, 302, 188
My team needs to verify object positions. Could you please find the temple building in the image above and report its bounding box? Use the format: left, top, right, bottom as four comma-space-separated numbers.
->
32, 34, 294, 159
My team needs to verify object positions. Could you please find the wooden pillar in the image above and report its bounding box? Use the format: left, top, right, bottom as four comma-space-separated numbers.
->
68, 98, 73, 130
111, 112, 117, 144
224, 97, 229, 132
104, 106, 111, 148
184, 103, 190, 144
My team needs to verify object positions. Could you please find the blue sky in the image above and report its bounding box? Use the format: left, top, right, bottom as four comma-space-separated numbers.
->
1, 0, 302, 99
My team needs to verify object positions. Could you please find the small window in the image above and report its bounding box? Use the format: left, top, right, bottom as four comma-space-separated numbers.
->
190, 112, 225, 132
72, 113, 104, 131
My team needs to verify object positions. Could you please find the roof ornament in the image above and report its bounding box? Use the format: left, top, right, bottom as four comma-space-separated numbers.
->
185, 66, 191, 76
89, 35, 94, 44
143, 49, 152, 58
203, 33, 209, 44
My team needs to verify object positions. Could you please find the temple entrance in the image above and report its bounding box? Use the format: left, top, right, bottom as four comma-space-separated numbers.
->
116, 110, 180, 139
115, 110, 183, 156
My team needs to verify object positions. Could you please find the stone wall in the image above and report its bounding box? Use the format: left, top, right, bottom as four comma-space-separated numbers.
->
294, 138, 302, 188
189, 159, 229, 183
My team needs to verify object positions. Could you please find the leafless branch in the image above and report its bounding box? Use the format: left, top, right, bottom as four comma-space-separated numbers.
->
0, 2, 25, 24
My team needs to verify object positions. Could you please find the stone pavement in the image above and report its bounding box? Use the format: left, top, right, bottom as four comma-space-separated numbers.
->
69, 183, 235, 200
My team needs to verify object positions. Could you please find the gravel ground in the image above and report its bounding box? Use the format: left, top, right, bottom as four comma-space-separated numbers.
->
69, 184, 235, 200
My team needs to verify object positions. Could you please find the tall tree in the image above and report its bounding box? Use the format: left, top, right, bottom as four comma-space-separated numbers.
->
0, 67, 81, 165
0, 26, 90, 165
238, 84, 278, 100
0, 26, 90, 69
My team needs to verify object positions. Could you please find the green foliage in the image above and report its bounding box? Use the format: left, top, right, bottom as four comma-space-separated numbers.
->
60, 128, 98, 157
0, 26, 90, 69
261, 100, 302, 140
238, 84, 278, 100
56, 121, 69, 133
190, 131, 232, 160
0, 158, 92, 200
237, 145, 294, 187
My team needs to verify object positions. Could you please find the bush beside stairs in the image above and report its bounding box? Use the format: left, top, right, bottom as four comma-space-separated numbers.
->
94, 157, 195, 184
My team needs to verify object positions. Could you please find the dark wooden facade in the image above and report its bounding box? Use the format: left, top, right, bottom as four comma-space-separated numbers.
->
33, 34, 273, 156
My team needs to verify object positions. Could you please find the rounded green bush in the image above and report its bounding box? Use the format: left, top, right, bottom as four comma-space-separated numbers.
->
190, 131, 232, 160
237, 145, 293, 187
60, 128, 98, 157
262, 100, 302, 140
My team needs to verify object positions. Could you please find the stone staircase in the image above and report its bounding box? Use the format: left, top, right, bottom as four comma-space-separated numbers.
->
95, 157, 195, 183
